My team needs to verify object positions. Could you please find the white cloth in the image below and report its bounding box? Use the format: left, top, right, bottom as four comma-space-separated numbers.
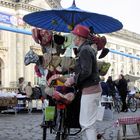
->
80, 92, 101, 140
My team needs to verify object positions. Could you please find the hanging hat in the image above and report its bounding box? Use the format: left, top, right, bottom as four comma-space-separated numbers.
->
32, 28, 40, 44
97, 61, 111, 76
39, 29, 53, 46
98, 48, 109, 59
92, 35, 107, 51
54, 34, 65, 45
24, 49, 39, 65
71, 24, 90, 38
51, 55, 62, 68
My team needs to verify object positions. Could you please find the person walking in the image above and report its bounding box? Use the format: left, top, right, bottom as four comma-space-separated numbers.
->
116, 74, 128, 112
64, 24, 101, 140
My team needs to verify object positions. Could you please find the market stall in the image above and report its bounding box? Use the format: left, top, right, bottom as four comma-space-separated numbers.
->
0, 91, 17, 112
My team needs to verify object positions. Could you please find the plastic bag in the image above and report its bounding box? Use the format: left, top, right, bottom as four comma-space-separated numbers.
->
96, 105, 105, 121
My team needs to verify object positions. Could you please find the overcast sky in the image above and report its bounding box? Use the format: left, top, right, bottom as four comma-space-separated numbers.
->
61, 0, 140, 34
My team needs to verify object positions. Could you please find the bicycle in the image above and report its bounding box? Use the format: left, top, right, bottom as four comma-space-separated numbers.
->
113, 91, 137, 113
41, 86, 81, 140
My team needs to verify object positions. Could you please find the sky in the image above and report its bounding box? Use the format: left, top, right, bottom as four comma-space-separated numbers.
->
61, 0, 140, 34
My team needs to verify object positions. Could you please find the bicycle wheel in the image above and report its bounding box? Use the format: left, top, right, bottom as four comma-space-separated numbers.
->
128, 97, 137, 112
114, 99, 122, 113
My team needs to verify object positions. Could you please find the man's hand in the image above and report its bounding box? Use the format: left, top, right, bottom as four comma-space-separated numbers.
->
64, 77, 74, 87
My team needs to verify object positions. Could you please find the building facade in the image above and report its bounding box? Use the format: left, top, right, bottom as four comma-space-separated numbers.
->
105, 30, 140, 83
0, 0, 61, 88
0, 0, 140, 88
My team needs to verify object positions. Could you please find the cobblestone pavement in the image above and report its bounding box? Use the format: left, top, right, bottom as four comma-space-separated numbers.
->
0, 108, 140, 140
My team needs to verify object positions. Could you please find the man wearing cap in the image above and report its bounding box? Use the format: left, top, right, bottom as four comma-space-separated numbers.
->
64, 24, 102, 140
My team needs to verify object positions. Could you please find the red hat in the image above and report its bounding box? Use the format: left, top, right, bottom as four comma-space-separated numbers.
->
72, 24, 90, 38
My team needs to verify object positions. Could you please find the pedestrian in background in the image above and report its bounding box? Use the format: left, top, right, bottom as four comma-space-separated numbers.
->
64, 24, 101, 140
116, 74, 128, 112
100, 76, 109, 96
106, 76, 116, 97
25, 82, 33, 98
18, 77, 26, 95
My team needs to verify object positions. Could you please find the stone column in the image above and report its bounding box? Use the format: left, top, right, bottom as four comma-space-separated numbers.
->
23, 35, 35, 84
16, 33, 25, 82
8, 32, 18, 87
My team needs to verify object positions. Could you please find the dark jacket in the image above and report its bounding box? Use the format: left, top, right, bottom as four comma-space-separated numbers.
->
101, 81, 109, 96
117, 78, 128, 95
74, 41, 100, 89
106, 80, 116, 96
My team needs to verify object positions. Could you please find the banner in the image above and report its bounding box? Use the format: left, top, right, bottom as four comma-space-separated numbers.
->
0, 12, 17, 26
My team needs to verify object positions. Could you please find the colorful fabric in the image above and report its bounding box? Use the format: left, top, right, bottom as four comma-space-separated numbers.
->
55, 86, 75, 94
52, 90, 75, 104
32, 28, 52, 46
47, 74, 61, 86
56, 80, 64, 86
34, 65, 42, 77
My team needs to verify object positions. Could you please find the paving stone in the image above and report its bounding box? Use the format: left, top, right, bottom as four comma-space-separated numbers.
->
0, 109, 140, 140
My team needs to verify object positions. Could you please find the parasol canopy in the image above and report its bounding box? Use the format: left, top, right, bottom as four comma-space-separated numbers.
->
23, 0, 123, 33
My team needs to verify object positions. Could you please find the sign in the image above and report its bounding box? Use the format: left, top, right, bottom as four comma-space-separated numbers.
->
0, 12, 25, 26
0, 12, 17, 25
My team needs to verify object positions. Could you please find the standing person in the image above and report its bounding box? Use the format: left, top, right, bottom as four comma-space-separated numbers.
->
18, 77, 26, 95
64, 24, 101, 140
106, 76, 116, 97
100, 76, 109, 96
25, 82, 33, 98
116, 74, 128, 112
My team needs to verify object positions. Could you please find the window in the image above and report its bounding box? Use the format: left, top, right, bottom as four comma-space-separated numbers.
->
111, 53, 115, 60
128, 53, 133, 63
120, 64, 124, 74
136, 55, 140, 65
120, 51, 124, 61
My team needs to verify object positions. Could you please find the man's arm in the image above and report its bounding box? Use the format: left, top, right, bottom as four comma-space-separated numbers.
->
74, 48, 93, 84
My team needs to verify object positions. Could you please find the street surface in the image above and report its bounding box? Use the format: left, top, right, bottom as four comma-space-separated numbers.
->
0, 108, 140, 140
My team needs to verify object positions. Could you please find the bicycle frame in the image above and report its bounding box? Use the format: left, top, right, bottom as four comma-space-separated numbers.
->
112, 92, 122, 113
41, 95, 81, 140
